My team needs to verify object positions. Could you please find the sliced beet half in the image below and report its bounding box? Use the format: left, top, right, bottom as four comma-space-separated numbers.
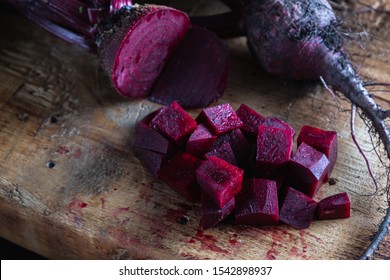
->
98, 5, 191, 98
150, 26, 230, 108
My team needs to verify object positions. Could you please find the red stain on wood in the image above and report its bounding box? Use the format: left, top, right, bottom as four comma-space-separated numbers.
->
193, 230, 229, 254
68, 198, 88, 213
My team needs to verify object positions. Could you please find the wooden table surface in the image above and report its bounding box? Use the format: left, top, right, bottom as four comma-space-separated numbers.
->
0, 1, 389, 259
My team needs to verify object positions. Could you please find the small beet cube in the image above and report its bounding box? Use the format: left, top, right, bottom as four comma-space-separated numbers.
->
235, 179, 279, 226
197, 103, 243, 135
151, 102, 197, 145
158, 151, 203, 203
212, 129, 251, 164
205, 142, 238, 166
316, 192, 350, 220
236, 104, 265, 136
139, 108, 163, 126
256, 125, 293, 176
288, 142, 330, 198
279, 187, 317, 229
201, 192, 235, 230
196, 156, 243, 208
134, 147, 168, 178
186, 124, 217, 158
262, 117, 295, 138
297, 125, 338, 182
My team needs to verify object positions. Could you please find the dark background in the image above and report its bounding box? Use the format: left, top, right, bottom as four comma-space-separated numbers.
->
0, 237, 45, 260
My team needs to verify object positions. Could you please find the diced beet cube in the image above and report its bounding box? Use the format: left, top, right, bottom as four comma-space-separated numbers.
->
205, 142, 238, 166
212, 129, 251, 164
196, 156, 243, 208
297, 125, 338, 182
186, 124, 217, 158
151, 102, 197, 145
201, 192, 235, 230
134, 147, 168, 178
134, 121, 176, 155
235, 179, 279, 226
279, 187, 317, 229
316, 192, 350, 220
288, 142, 330, 198
139, 108, 163, 126
256, 125, 293, 176
197, 103, 243, 135
158, 151, 203, 203
262, 117, 295, 138
236, 104, 265, 136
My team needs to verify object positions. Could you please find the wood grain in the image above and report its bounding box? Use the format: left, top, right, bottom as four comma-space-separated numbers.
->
0, 1, 389, 259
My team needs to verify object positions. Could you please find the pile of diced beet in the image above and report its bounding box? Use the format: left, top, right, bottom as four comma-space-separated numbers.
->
134, 102, 351, 230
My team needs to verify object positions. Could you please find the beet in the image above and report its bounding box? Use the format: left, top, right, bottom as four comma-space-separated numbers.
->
279, 186, 318, 229
236, 103, 265, 137
262, 117, 295, 138
150, 26, 230, 108
256, 125, 293, 176
316, 192, 350, 220
196, 156, 243, 208
297, 125, 338, 182
235, 179, 279, 226
201, 192, 235, 230
205, 142, 238, 166
186, 124, 217, 158
197, 103, 243, 135
158, 151, 203, 203
288, 142, 330, 198
134, 147, 168, 178
134, 121, 175, 155
150, 102, 197, 146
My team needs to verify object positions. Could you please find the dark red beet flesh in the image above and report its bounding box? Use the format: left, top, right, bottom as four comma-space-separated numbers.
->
256, 125, 293, 176
235, 178, 279, 226
197, 103, 243, 135
150, 26, 230, 108
316, 192, 350, 220
134, 147, 168, 178
134, 121, 175, 155
186, 124, 217, 158
201, 192, 235, 230
297, 125, 338, 182
236, 103, 265, 137
99, 5, 191, 98
196, 156, 243, 208
150, 102, 197, 146
262, 117, 295, 138
288, 142, 330, 198
205, 142, 238, 166
279, 186, 318, 229
157, 151, 202, 203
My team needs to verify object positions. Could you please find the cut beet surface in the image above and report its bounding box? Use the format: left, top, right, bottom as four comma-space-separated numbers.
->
205, 142, 238, 166
236, 104, 265, 137
256, 125, 293, 176
201, 192, 235, 230
279, 187, 318, 229
158, 151, 203, 203
297, 125, 338, 182
99, 5, 191, 98
316, 192, 350, 220
235, 179, 279, 226
134, 147, 168, 178
150, 26, 230, 108
150, 102, 197, 146
197, 103, 243, 135
186, 124, 217, 158
287, 142, 330, 198
196, 156, 243, 208
262, 117, 295, 138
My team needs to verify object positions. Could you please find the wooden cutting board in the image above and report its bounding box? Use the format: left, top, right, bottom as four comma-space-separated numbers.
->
0, 1, 389, 259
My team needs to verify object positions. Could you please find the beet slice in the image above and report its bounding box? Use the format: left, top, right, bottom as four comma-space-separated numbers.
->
205, 142, 238, 166
196, 156, 243, 208
201, 192, 235, 230
158, 151, 202, 203
262, 117, 295, 138
316, 192, 350, 220
288, 142, 330, 198
99, 5, 191, 98
235, 179, 279, 226
279, 187, 318, 229
150, 26, 230, 108
236, 104, 265, 137
134, 147, 168, 178
256, 125, 293, 176
186, 124, 217, 158
150, 102, 197, 146
297, 125, 338, 182
197, 103, 243, 135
